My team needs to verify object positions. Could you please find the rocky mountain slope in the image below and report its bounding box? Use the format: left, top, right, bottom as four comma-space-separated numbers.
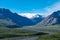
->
36, 10, 60, 26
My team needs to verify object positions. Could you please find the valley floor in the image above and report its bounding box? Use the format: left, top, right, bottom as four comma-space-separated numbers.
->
0, 25, 60, 40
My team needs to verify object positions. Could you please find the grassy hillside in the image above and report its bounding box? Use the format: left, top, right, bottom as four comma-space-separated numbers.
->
26, 25, 60, 40
0, 25, 60, 40
27, 25, 60, 33
37, 33, 60, 40
0, 27, 38, 38
0, 19, 16, 26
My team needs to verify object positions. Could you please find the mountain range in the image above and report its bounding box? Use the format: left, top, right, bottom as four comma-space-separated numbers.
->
0, 8, 43, 28
0, 8, 60, 28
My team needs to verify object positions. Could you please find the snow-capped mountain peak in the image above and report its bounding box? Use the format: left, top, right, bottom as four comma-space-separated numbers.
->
18, 13, 41, 18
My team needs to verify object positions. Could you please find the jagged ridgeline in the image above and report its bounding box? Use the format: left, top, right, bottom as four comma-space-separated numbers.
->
0, 8, 35, 28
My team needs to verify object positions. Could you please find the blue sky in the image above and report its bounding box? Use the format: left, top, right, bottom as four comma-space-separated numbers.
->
0, 0, 60, 15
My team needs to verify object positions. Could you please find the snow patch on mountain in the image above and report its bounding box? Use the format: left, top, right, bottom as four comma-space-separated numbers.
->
18, 13, 39, 18
18, 13, 45, 18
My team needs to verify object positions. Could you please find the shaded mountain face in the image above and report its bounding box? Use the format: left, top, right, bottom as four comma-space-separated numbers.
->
37, 10, 60, 26
0, 8, 34, 27
30, 14, 44, 24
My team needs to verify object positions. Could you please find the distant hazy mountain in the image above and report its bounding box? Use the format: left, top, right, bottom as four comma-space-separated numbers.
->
0, 8, 34, 28
37, 10, 60, 26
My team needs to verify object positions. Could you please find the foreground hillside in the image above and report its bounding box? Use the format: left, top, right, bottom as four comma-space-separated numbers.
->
0, 25, 60, 40
37, 33, 60, 40
0, 27, 38, 38
23, 25, 60, 40
1, 33, 60, 40
26, 25, 60, 33
0, 27, 48, 40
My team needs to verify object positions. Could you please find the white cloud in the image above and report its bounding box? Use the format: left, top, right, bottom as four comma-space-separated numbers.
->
18, 1, 60, 17
44, 1, 60, 15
